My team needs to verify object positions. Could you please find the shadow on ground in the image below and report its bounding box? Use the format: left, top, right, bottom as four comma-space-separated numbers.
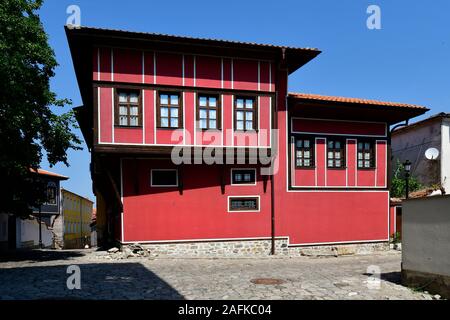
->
0, 249, 86, 263
0, 262, 184, 300
363, 271, 402, 285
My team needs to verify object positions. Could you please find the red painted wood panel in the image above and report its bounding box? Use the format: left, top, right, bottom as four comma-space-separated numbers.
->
98, 47, 112, 81
222, 94, 233, 145
143, 51, 155, 84
259, 96, 271, 146
113, 49, 142, 83
292, 119, 386, 136
144, 89, 155, 144
376, 141, 387, 187
155, 52, 183, 86
92, 47, 99, 81
233, 59, 258, 91
99, 87, 113, 143
234, 132, 258, 147
195, 56, 222, 88
357, 169, 376, 187
222, 58, 232, 89
115, 127, 142, 144
259, 61, 271, 92
327, 169, 346, 186
294, 169, 316, 186
278, 191, 389, 244
184, 55, 195, 87
156, 128, 183, 145
122, 160, 271, 242
184, 91, 195, 145
316, 138, 326, 186
346, 139, 357, 186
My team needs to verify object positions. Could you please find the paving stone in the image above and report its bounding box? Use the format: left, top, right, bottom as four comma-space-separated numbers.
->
0, 249, 436, 300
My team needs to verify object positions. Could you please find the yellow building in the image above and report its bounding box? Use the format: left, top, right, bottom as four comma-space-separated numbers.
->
59, 189, 94, 249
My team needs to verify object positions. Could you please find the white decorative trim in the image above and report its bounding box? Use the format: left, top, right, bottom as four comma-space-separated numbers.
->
230, 168, 257, 186
120, 158, 124, 243
111, 88, 114, 143
153, 90, 156, 144
150, 169, 179, 187
227, 195, 261, 213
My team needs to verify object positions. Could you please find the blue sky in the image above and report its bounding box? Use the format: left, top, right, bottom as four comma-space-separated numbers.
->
39, 0, 450, 201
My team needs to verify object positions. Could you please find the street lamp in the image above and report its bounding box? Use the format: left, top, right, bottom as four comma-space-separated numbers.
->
403, 160, 412, 199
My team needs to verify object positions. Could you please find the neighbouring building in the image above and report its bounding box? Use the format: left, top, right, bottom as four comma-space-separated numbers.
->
392, 112, 450, 194
0, 169, 68, 251
52, 189, 94, 249
66, 26, 428, 255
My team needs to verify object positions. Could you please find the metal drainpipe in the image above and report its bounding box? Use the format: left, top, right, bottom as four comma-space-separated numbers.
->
270, 172, 275, 255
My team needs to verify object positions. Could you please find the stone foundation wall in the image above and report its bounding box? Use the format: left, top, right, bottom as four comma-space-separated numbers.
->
125, 239, 389, 258
289, 242, 390, 257
139, 238, 289, 257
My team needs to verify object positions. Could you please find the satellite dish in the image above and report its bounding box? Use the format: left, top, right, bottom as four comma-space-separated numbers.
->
425, 147, 440, 160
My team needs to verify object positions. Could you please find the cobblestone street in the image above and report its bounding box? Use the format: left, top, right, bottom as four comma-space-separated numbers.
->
0, 250, 437, 300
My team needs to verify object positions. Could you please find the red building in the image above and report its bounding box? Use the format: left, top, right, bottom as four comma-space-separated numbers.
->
67, 26, 428, 255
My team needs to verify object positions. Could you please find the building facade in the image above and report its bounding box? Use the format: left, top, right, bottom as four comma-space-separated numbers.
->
0, 169, 68, 251
52, 189, 94, 249
392, 113, 450, 194
67, 26, 428, 255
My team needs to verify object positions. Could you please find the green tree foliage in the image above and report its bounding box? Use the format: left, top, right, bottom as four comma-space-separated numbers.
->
390, 160, 422, 198
0, 0, 81, 216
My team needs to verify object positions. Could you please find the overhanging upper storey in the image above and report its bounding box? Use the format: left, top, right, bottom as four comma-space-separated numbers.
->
66, 26, 320, 152
288, 93, 429, 125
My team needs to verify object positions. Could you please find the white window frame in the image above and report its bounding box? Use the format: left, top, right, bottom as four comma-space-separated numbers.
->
150, 169, 179, 187
227, 195, 261, 213
230, 168, 257, 186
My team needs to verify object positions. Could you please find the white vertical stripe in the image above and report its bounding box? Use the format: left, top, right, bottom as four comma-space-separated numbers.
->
257, 96, 260, 145
221, 58, 224, 89
221, 94, 224, 144
142, 51, 145, 83
142, 89, 145, 144
153, 90, 156, 144
269, 62, 272, 91
97, 87, 101, 143
183, 92, 186, 145
111, 88, 114, 143
182, 54, 185, 86
97, 48, 100, 81
111, 49, 114, 81
231, 59, 234, 89
153, 52, 156, 84
193, 56, 196, 87
231, 94, 234, 146
193, 92, 197, 146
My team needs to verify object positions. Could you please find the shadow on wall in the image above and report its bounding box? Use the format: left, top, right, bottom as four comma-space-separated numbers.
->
0, 262, 184, 300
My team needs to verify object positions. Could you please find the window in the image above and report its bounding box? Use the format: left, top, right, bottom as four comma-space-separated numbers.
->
327, 140, 345, 168
46, 183, 57, 205
157, 93, 182, 128
357, 141, 375, 168
198, 95, 220, 129
295, 138, 314, 167
228, 197, 260, 212
116, 90, 141, 126
234, 97, 257, 131
151, 169, 178, 187
231, 169, 256, 185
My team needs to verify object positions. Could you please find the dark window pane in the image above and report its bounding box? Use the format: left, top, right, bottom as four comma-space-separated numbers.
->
232, 169, 256, 184
152, 170, 178, 186
229, 197, 259, 211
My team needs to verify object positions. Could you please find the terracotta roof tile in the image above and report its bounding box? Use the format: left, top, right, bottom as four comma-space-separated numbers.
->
289, 93, 427, 110
30, 168, 69, 180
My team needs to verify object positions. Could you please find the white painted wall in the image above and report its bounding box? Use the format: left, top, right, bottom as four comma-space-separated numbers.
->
402, 195, 450, 277
17, 218, 53, 248
441, 119, 450, 193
